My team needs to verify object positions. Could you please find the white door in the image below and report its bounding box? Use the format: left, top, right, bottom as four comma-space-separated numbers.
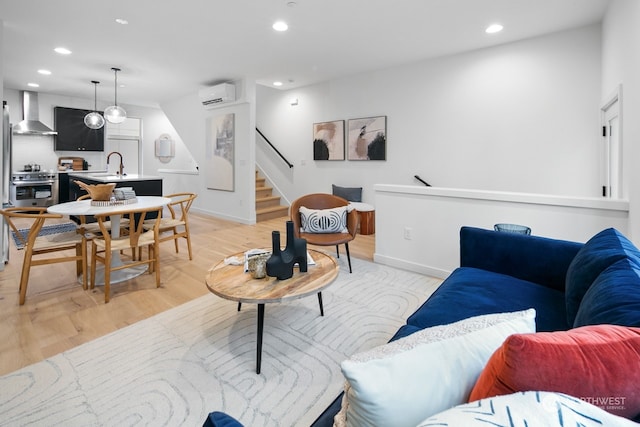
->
601, 87, 621, 198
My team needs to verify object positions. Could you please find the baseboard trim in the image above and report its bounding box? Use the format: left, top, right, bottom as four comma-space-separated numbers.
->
190, 207, 256, 225
373, 254, 451, 279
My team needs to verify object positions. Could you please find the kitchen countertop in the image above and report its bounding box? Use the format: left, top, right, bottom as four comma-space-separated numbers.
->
58, 170, 107, 174
69, 172, 163, 182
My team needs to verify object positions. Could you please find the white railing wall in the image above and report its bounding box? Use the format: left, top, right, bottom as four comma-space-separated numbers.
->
374, 184, 630, 278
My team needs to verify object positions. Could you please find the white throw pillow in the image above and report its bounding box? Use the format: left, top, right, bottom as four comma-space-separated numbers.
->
416, 391, 638, 427
299, 205, 348, 233
335, 309, 537, 427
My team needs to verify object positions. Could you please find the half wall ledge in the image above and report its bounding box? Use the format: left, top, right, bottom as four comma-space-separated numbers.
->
373, 184, 629, 278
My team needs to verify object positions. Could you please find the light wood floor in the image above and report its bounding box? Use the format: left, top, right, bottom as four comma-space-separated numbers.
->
0, 213, 374, 376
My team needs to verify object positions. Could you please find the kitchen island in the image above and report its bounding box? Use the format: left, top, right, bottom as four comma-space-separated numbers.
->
58, 170, 106, 203
69, 173, 163, 200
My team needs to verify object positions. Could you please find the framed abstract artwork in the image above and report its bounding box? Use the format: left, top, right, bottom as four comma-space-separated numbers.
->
205, 112, 235, 191
347, 116, 387, 160
313, 120, 345, 160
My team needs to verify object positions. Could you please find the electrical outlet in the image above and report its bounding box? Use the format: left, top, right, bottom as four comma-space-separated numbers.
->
404, 227, 412, 240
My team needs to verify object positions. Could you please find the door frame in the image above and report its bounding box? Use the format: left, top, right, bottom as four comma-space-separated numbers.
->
600, 85, 622, 198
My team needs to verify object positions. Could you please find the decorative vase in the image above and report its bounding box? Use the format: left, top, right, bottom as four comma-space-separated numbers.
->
74, 180, 116, 201
266, 220, 307, 280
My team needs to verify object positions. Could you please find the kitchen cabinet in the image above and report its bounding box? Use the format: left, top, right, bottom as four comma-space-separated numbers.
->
105, 117, 141, 139
54, 107, 104, 152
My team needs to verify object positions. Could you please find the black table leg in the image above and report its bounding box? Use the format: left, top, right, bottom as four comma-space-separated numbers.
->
317, 292, 324, 316
237, 302, 242, 311
256, 303, 265, 374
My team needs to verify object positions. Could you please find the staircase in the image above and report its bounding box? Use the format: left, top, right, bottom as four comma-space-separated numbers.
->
255, 170, 289, 222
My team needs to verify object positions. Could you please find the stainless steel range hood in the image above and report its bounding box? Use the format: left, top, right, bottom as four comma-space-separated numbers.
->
12, 91, 57, 135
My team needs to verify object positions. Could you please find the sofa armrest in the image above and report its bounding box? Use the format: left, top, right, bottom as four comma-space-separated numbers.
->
460, 226, 582, 292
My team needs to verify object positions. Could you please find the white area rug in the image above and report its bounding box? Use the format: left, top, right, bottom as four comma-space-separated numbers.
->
0, 258, 440, 427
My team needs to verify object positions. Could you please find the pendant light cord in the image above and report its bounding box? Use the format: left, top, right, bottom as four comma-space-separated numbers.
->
112, 67, 120, 107
91, 80, 99, 112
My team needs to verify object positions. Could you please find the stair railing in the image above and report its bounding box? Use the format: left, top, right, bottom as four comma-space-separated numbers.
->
256, 128, 294, 169
414, 175, 432, 187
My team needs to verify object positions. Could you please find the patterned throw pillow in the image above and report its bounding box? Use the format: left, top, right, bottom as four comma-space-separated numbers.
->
299, 206, 348, 233
418, 391, 637, 427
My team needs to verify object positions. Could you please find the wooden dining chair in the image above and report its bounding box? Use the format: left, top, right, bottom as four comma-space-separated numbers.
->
290, 193, 359, 273
143, 192, 197, 260
76, 194, 130, 237
90, 206, 163, 303
0, 207, 87, 305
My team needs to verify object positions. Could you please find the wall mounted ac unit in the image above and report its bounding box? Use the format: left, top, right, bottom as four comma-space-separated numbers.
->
198, 83, 236, 109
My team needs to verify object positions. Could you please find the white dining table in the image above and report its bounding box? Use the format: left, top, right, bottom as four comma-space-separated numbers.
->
48, 196, 171, 286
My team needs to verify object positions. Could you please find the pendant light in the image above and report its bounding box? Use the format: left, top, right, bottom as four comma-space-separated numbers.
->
104, 67, 126, 124
84, 80, 105, 129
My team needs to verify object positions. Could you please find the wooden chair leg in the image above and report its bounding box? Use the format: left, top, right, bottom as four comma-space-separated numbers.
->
18, 249, 33, 306
76, 244, 87, 290
154, 242, 161, 288
90, 244, 97, 289
173, 228, 180, 254
104, 249, 111, 303
76, 246, 83, 279
185, 225, 193, 260
147, 244, 154, 274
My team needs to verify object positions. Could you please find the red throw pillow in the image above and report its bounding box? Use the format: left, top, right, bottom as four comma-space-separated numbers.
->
469, 325, 640, 419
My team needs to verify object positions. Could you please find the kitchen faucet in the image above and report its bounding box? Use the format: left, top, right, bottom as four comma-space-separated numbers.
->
106, 151, 124, 176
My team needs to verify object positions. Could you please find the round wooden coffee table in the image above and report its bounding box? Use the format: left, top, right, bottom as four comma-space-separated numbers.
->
205, 249, 339, 374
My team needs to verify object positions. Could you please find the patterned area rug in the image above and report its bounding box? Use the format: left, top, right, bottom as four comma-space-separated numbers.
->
0, 257, 440, 426
10, 222, 78, 249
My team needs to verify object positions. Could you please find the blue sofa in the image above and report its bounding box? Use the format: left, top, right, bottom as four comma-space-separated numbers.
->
206, 226, 640, 426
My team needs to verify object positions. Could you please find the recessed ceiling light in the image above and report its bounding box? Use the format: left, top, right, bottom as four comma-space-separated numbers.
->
273, 81, 283, 87
37, 69, 52, 75
115, 18, 129, 25
27, 83, 40, 88
272, 21, 288, 32
54, 47, 72, 55
486, 24, 504, 34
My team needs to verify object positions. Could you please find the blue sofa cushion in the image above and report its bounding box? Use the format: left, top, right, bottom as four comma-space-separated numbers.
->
460, 227, 582, 293
574, 258, 640, 328
203, 411, 243, 427
565, 228, 640, 326
406, 267, 569, 332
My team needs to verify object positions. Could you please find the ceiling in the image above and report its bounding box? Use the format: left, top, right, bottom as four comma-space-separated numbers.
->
0, 0, 610, 108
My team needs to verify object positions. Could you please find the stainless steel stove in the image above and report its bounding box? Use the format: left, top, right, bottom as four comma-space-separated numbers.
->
10, 171, 59, 207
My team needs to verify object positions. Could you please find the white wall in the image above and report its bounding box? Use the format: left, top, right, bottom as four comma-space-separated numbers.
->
257, 25, 602, 204
160, 79, 257, 223
601, 0, 640, 241
374, 185, 629, 277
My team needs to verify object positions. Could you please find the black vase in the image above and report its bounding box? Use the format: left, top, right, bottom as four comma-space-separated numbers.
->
266, 221, 307, 280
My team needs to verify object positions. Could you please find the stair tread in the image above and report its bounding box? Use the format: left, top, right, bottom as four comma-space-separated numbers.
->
256, 195, 280, 202
255, 171, 288, 222
256, 205, 289, 214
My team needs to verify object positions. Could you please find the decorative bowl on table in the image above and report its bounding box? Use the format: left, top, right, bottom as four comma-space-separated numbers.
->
74, 181, 116, 201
